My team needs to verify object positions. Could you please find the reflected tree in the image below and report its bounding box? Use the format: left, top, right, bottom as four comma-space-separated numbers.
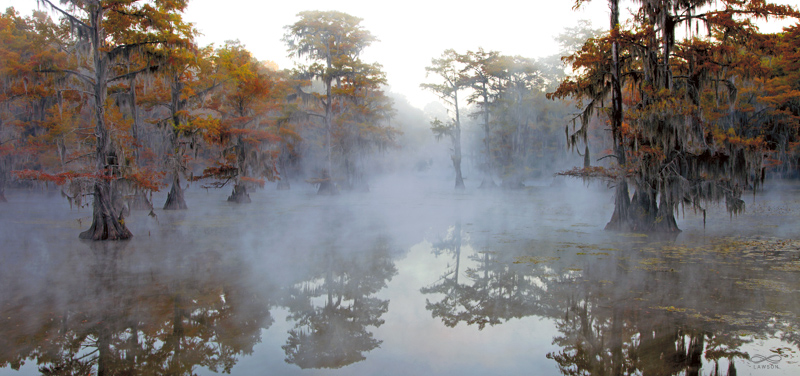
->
419, 226, 800, 375
0, 241, 273, 375
541, 238, 798, 376
421, 222, 551, 329
420, 222, 467, 327
281, 235, 397, 369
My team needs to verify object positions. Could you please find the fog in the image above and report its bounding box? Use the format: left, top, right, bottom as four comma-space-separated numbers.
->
1, 167, 800, 375
2, 0, 800, 373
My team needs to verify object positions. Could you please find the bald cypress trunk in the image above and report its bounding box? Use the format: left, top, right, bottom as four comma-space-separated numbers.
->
128, 75, 152, 211
228, 182, 251, 203
80, 181, 132, 240
78, 4, 132, 240
480, 83, 495, 188
160, 72, 191, 210
453, 90, 465, 191
653, 193, 680, 233
277, 149, 291, 190
605, 183, 631, 231
604, 0, 633, 232
317, 169, 338, 195
163, 175, 188, 210
453, 126, 465, 191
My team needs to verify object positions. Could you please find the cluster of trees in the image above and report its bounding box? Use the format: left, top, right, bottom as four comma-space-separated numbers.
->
0, 3, 397, 239
0, 217, 397, 374
418, 0, 800, 233
421, 220, 800, 375
3, 0, 800, 239
550, 0, 800, 232
421, 47, 579, 190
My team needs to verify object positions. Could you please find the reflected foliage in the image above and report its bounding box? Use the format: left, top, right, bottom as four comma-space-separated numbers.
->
282, 235, 398, 369
0, 241, 273, 375
422, 221, 800, 375
421, 222, 552, 329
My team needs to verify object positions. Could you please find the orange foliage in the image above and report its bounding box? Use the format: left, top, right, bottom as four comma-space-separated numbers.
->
125, 169, 167, 191
239, 176, 265, 188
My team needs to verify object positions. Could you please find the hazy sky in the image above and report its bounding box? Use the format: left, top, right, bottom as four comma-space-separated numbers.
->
2, 0, 799, 109
178, 0, 610, 109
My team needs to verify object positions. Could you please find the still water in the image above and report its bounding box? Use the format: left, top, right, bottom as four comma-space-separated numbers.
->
1, 175, 799, 375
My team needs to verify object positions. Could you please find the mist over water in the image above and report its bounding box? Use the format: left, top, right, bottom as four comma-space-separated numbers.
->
1, 172, 800, 375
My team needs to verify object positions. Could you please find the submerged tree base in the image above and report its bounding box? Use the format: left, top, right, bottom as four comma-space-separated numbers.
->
501, 178, 525, 190
130, 190, 153, 211
163, 178, 188, 210
79, 183, 133, 241
228, 183, 251, 203
605, 185, 682, 233
317, 180, 339, 195
277, 180, 290, 191
478, 178, 498, 189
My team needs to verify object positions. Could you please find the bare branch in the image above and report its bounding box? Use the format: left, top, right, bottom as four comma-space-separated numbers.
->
109, 65, 159, 83
35, 68, 94, 86
64, 152, 93, 165
37, 0, 92, 31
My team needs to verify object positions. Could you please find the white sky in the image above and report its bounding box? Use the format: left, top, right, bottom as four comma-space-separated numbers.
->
2, 0, 799, 109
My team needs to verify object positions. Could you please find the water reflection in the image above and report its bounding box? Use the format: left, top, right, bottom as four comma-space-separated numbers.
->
422, 222, 800, 375
0, 241, 273, 375
281, 222, 398, 369
543, 236, 800, 376
421, 221, 550, 329
2, 184, 799, 375
0, 194, 405, 375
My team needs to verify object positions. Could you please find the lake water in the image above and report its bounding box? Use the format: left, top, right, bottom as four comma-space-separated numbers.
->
1, 174, 799, 375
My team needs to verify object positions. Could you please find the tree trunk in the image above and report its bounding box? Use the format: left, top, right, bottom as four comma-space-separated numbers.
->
97, 326, 111, 376
130, 190, 152, 210
317, 180, 338, 195
453, 129, 465, 190
453, 154, 465, 190
82, 5, 131, 241
608, 185, 681, 233
610, 306, 624, 376
501, 177, 524, 190
168, 295, 185, 374
482, 87, 492, 181
0, 186, 6, 203
629, 186, 657, 231
604, 0, 633, 233
163, 175, 188, 210
479, 177, 497, 189
80, 181, 133, 240
453, 91, 465, 191
227, 182, 251, 203
277, 144, 291, 190
277, 180, 290, 190
686, 333, 704, 376
325, 70, 334, 181
653, 193, 680, 233
605, 181, 631, 231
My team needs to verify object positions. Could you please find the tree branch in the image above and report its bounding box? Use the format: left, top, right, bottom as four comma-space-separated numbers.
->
108, 41, 168, 62
64, 152, 93, 165
35, 68, 94, 86
37, 0, 92, 31
108, 65, 159, 83
597, 154, 619, 162
0, 137, 21, 146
